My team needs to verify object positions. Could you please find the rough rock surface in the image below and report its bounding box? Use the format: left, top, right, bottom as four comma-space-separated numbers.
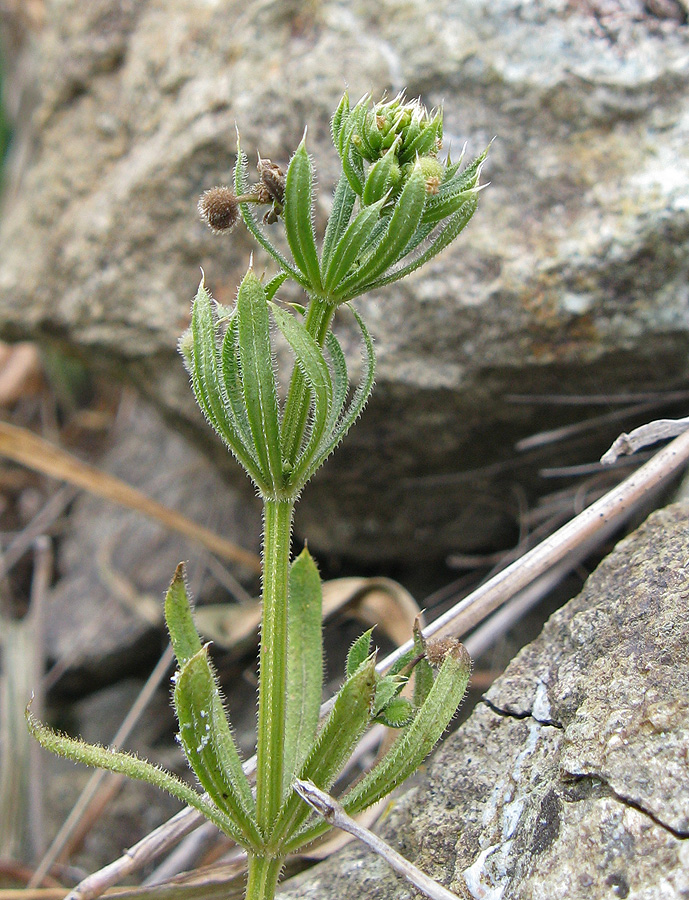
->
2, 1, 689, 562
278, 500, 689, 899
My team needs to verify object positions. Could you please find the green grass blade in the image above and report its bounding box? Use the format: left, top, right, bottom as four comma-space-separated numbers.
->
283, 547, 324, 793
236, 271, 284, 494
26, 706, 250, 848
174, 647, 262, 848
272, 655, 377, 847
283, 139, 323, 292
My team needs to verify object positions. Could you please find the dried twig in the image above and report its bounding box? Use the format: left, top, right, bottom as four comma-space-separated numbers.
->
294, 780, 461, 900
601, 416, 689, 464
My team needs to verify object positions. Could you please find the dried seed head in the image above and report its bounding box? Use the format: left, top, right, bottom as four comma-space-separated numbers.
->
425, 636, 471, 670
198, 186, 240, 233
257, 157, 286, 206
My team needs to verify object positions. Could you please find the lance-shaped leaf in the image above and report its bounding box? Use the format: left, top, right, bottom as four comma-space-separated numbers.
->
188, 279, 265, 485
345, 628, 374, 679
301, 303, 375, 484
331, 91, 350, 151
283, 643, 471, 854
283, 547, 324, 792
236, 271, 283, 494
283, 139, 322, 292
26, 705, 251, 848
412, 619, 434, 709
220, 314, 255, 455
323, 197, 386, 294
164, 563, 203, 667
320, 174, 356, 277
173, 646, 261, 848
361, 141, 399, 206
342, 643, 471, 815
367, 195, 478, 292
332, 170, 427, 302
270, 303, 332, 491
272, 654, 377, 847
233, 136, 307, 288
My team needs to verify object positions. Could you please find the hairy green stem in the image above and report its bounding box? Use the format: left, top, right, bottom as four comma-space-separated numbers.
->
256, 498, 295, 834
280, 298, 335, 463
245, 854, 283, 900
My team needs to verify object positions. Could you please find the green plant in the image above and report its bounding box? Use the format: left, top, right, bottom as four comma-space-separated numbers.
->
28, 92, 485, 900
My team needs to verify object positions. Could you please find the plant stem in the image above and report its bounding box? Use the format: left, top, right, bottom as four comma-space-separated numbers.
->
256, 498, 295, 834
245, 853, 283, 900
281, 298, 335, 463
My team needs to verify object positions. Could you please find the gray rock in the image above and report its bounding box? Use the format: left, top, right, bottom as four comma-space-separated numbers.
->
278, 500, 689, 899
2, 1, 689, 562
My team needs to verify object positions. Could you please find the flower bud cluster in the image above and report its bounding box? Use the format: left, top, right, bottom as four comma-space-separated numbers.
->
333, 93, 447, 204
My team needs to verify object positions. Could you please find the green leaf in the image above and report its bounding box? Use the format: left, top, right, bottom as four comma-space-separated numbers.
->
361, 141, 399, 206
345, 628, 374, 678
372, 674, 406, 717
322, 197, 386, 293
236, 270, 284, 494
412, 621, 434, 709
301, 303, 375, 483
26, 705, 250, 848
339, 103, 367, 195
398, 116, 442, 165
220, 314, 256, 455
331, 92, 350, 150
270, 303, 333, 491
233, 137, 307, 287
320, 174, 356, 277
264, 271, 290, 302
374, 696, 415, 728
283, 643, 471, 854
283, 139, 323, 292
283, 547, 324, 792
272, 655, 377, 847
366, 195, 478, 292
333, 170, 427, 301
342, 643, 471, 816
164, 564, 203, 667
173, 646, 261, 848
188, 279, 265, 485
421, 184, 478, 227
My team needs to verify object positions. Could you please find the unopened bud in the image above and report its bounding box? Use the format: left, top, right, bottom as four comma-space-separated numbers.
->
198, 186, 240, 233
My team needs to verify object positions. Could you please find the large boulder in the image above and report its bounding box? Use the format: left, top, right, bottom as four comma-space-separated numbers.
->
278, 499, 689, 899
1, 0, 689, 563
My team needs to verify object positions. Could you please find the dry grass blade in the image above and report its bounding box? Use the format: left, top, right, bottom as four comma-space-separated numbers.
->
381, 426, 689, 674
57, 430, 689, 900
194, 576, 422, 653
0, 422, 260, 572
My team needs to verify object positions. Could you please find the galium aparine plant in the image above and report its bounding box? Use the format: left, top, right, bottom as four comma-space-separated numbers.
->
28, 91, 486, 900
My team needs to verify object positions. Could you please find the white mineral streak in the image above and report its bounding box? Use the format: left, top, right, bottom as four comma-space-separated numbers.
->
463, 723, 542, 899
531, 679, 551, 722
